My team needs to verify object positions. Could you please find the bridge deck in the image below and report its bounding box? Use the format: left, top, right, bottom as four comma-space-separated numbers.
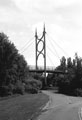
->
28, 65, 67, 74
29, 69, 65, 74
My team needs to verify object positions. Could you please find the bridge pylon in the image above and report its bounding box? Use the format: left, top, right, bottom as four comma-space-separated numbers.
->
35, 25, 47, 85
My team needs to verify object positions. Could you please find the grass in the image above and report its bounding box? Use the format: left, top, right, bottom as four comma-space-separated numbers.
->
0, 92, 49, 120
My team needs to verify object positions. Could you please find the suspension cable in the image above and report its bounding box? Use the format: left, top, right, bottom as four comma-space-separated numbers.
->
47, 45, 60, 60
19, 36, 34, 52
20, 40, 34, 54
47, 53, 55, 66
47, 33, 69, 57
47, 36, 61, 60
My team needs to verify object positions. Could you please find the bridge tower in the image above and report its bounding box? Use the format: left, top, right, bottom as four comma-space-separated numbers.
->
35, 25, 47, 85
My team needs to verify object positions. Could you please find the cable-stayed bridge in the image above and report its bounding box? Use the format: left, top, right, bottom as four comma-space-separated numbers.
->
20, 25, 68, 84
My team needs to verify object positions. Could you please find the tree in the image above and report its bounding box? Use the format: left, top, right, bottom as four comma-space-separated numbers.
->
0, 33, 29, 96
15, 54, 29, 83
56, 56, 66, 71
55, 53, 82, 96
0, 33, 18, 86
67, 57, 73, 68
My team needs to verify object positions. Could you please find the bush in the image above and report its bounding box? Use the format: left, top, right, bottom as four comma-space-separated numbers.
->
25, 78, 42, 94
25, 85, 38, 94
74, 88, 82, 96
13, 81, 25, 95
0, 85, 13, 96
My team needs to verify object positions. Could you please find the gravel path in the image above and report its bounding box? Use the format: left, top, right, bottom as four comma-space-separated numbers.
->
37, 90, 82, 120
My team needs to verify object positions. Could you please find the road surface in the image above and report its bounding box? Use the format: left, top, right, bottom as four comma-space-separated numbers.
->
37, 90, 82, 120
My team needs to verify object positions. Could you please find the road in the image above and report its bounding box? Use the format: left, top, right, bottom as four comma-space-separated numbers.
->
37, 90, 82, 120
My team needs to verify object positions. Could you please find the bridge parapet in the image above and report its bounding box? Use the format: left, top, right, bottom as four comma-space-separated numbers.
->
28, 65, 67, 74
28, 65, 56, 71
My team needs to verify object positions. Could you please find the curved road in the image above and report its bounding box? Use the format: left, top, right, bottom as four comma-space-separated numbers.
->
37, 90, 82, 120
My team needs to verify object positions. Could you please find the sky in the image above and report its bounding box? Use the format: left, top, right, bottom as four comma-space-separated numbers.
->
0, 0, 82, 67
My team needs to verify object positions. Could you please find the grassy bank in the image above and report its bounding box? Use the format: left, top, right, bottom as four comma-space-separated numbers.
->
0, 92, 49, 120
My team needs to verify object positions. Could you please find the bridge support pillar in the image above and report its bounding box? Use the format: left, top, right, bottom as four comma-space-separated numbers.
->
35, 25, 47, 85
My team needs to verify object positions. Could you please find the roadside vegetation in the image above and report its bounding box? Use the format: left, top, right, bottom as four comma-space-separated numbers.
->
47, 53, 82, 96
0, 32, 42, 96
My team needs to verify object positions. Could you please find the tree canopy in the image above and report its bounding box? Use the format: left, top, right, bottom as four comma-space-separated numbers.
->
0, 33, 29, 96
52, 53, 82, 96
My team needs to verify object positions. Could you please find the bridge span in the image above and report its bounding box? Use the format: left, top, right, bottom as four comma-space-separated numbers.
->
28, 65, 67, 74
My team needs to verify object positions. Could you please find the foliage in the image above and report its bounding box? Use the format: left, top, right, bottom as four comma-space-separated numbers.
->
0, 86, 11, 96
60, 56, 66, 71
0, 32, 29, 96
52, 53, 82, 96
13, 81, 25, 95
74, 88, 82, 96
25, 78, 42, 93
47, 73, 54, 86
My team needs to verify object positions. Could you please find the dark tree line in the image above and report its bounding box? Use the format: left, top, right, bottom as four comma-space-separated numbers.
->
0, 33, 42, 96
52, 53, 82, 96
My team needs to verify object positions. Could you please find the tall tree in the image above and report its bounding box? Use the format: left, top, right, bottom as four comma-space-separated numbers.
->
0, 33, 29, 87
60, 56, 66, 71
67, 57, 73, 68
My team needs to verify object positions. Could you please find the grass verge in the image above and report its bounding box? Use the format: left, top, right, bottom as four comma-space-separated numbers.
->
0, 92, 49, 120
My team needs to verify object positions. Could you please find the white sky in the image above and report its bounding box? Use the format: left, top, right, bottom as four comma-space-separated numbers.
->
0, 0, 82, 67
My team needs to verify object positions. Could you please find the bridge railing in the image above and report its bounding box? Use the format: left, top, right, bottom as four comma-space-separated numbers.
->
28, 65, 68, 74
28, 65, 56, 71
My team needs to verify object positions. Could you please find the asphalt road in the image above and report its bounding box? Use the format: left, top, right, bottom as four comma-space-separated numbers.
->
37, 90, 82, 120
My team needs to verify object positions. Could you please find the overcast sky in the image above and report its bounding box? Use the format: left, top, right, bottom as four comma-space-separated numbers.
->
0, 0, 82, 67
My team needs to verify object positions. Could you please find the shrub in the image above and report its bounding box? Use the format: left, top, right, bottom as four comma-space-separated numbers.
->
13, 81, 25, 95
25, 85, 38, 94
0, 85, 13, 96
74, 88, 82, 96
25, 78, 42, 94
